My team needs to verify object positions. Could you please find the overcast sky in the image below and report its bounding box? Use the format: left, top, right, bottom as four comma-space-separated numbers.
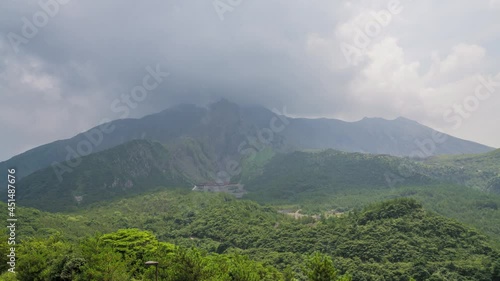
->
1, 0, 499, 161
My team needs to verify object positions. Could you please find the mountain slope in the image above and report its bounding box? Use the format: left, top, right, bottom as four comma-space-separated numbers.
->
1, 100, 494, 179
278, 116, 494, 156
423, 148, 500, 192
4, 191, 500, 280
1, 100, 269, 179
244, 149, 435, 201
238, 149, 500, 240
13, 142, 500, 240
15, 140, 191, 212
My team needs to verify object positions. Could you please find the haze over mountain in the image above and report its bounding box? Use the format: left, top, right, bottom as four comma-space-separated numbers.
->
0, 100, 493, 179
2, 0, 500, 163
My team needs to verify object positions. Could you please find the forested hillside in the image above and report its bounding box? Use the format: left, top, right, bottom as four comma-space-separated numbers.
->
423, 149, 500, 192
1, 191, 500, 280
243, 149, 435, 201
2, 107, 499, 280
239, 149, 500, 241
16, 140, 189, 212
3, 0, 500, 280
14, 140, 500, 237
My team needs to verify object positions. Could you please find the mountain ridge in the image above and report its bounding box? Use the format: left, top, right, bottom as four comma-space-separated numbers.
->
0, 100, 494, 179
15, 140, 190, 212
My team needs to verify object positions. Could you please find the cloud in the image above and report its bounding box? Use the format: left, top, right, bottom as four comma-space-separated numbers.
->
346, 38, 499, 146
0, 0, 499, 160
490, 0, 500, 8
438, 44, 486, 75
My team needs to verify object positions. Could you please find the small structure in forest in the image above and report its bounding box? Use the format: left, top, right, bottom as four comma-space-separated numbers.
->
192, 182, 246, 198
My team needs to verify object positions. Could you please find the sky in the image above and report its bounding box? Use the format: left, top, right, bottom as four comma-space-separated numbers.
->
1, 0, 499, 161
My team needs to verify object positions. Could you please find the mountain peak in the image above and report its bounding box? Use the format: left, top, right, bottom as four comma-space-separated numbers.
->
210, 98, 238, 109
394, 116, 417, 122
394, 116, 411, 121
1, 101, 494, 179
360, 116, 416, 123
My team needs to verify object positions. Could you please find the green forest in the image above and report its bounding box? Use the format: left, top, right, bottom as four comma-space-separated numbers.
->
3, 141, 500, 280
2, 190, 500, 280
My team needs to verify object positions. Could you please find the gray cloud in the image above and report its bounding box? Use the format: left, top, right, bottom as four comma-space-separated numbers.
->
0, 0, 499, 160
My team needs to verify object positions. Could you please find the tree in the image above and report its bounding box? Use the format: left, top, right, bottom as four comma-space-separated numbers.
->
165, 247, 207, 281
493, 259, 500, 281
0, 236, 11, 273
60, 257, 86, 280
77, 236, 130, 281
283, 266, 296, 281
303, 252, 351, 281
16, 234, 72, 281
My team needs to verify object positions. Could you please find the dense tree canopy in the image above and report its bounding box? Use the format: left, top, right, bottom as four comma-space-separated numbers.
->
1, 194, 500, 280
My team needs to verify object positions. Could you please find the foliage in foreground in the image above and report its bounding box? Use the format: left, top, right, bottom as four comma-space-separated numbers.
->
5, 229, 352, 281
2, 194, 500, 280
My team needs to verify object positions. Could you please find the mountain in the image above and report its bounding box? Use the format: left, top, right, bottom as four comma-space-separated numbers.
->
243, 149, 435, 202
13, 140, 500, 240
15, 140, 194, 212
239, 148, 500, 239
0, 100, 273, 179
423, 148, 500, 193
15, 140, 437, 212
4, 108, 500, 278
242, 147, 500, 201
0, 100, 494, 179
277, 116, 494, 156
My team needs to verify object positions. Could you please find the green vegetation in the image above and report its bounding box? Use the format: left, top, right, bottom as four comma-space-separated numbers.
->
16, 141, 500, 214
2, 191, 500, 280
239, 147, 276, 183
244, 149, 435, 200
16, 140, 188, 212
164, 137, 220, 184
245, 184, 500, 245
2, 228, 353, 281
3, 138, 500, 280
240, 149, 500, 243
423, 148, 500, 192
